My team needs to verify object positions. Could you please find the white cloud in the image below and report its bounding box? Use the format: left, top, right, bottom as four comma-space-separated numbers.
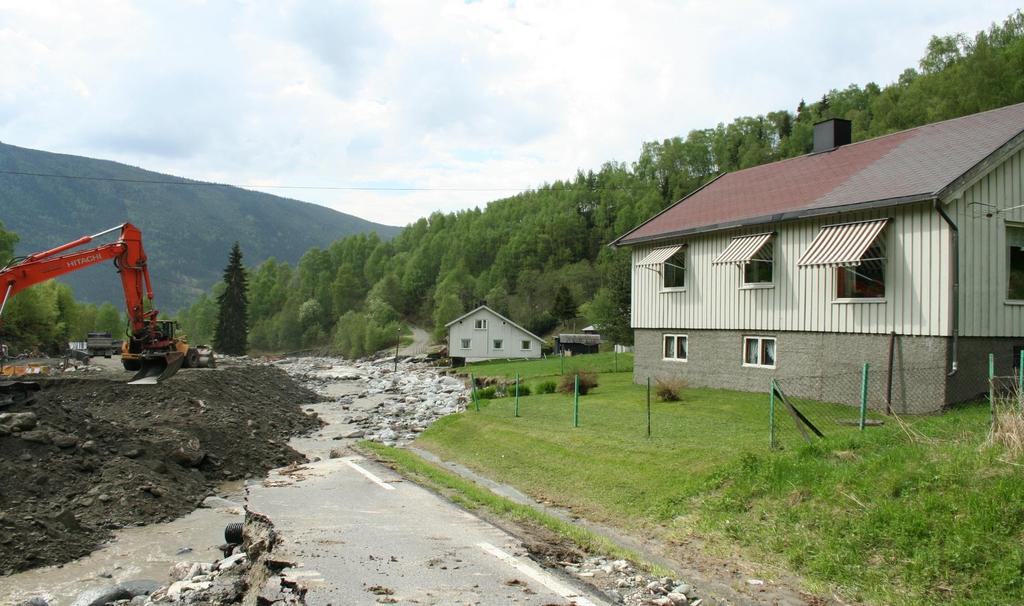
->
0, 0, 1019, 226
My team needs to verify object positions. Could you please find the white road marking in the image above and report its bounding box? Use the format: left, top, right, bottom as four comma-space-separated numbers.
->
343, 457, 396, 491
477, 542, 601, 606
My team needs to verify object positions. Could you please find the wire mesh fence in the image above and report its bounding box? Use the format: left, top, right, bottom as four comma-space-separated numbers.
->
769, 364, 951, 450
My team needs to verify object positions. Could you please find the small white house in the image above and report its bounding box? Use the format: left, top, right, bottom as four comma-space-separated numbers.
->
446, 305, 544, 364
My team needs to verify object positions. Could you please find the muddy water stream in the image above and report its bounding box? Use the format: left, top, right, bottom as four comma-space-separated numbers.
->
0, 484, 247, 605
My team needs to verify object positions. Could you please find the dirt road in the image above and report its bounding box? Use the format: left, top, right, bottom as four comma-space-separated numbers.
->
398, 327, 432, 357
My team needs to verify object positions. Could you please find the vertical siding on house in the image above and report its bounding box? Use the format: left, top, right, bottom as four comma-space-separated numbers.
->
631, 202, 950, 336
448, 308, 543, 360
957, 147, 1024, 337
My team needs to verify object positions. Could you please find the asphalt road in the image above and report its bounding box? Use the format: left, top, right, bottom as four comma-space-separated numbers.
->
247, 374, 608, 606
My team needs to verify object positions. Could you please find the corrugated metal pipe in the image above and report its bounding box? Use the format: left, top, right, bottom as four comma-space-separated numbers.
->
935, 199, 959, 375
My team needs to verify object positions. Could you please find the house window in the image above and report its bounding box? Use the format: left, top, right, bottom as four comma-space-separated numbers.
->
1007, 225, 1024, 300
662, 334, 687, 361
493, 339, 503, 350
460, 338, 471, 349
836, 240, 886, 299
474, 319, 488, 329
743, 241, 773, 285
521, 340, 531, 350
743, 336, 776, 368
663, 249, 686, 289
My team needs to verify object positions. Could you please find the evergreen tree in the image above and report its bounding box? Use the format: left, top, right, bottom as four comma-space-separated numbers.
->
214, 242, 249, 355
551, 285, 578, 324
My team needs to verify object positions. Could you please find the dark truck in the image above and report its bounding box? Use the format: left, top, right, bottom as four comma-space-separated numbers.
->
86, 332, 117, 358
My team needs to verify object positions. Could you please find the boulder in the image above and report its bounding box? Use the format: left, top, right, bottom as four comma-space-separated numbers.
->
0, 412, 37, 431
70, 586, 131, 606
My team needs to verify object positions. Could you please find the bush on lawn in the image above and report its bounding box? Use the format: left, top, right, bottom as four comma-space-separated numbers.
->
477, 385, 499, 399
559, 370, 599, 395
655, 378, 687, 402
513, 382, 531, 396
535, 380, 557, 394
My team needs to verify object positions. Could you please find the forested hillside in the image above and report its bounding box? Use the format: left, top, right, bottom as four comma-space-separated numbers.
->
0, 144, 401, 311
169, 11, 1021, 356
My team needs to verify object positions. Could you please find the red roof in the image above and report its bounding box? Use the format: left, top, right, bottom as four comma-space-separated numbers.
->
615, 102, 1024, 245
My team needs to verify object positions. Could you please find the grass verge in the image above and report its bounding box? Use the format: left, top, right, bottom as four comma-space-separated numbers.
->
359, 441, 671, 576
414, 354, 1024, 606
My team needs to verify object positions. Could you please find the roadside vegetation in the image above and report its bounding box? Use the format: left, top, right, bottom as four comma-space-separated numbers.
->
417, 354, 1024, 606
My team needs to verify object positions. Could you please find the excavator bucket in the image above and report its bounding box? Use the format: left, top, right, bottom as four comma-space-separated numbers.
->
127, 351, 185, 385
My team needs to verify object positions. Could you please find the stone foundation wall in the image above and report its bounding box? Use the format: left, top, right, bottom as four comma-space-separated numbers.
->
633, 329, 952, 413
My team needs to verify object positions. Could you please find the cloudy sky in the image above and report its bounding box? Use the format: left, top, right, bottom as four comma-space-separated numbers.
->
1, 1, 1018, 227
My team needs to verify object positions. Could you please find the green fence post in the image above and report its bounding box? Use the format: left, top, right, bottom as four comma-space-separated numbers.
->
470, 372, 480, 412
1018, 350, 1023, 401
573, 374, 580, 428
614, 349, 618, 373
514, 372, 520, 418
859, 362, 869, 431
646, 377, 651, 438
769, 378, 776, 449
560, 350, 565, 375
989, 353, 995, 426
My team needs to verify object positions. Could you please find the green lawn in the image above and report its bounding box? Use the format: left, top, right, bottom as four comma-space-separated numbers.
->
460, 351, 633, 380
417, 357, 1024, 606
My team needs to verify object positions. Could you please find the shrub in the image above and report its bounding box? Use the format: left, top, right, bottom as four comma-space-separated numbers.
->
535, 380, 557, 394
655, 378, 687, 402
558, 370, 599, 395
513, 382, 531, 396
477, 385, 499, 399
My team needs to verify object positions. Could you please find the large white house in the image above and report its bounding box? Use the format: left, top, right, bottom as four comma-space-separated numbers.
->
446, 305, 545, 364
612, 102, 1024, 413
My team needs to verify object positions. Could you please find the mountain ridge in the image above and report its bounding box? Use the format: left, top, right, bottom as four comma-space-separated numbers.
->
0, 141, 400, 311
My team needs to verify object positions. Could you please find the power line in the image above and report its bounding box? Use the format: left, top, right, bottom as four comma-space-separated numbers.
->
0, 168, 649, 193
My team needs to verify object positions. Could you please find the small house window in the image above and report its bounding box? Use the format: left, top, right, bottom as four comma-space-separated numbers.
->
743, 336, 776, 368
460, 338, 471, 349
663, 249, 686, 289
521, 340, 531, 350
493, 339, 503, 350
1008, 225, 1024, 300
836, 240, 886, 299
743, 241, 773, 285
663, 334, 687, 361
474, 319, 487, 329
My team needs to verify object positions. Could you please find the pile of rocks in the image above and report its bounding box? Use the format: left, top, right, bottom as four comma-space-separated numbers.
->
560, 556, 706, 606
278, 357, 468, 447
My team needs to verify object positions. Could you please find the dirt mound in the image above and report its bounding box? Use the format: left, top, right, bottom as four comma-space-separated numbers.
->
0, 365, 321, 574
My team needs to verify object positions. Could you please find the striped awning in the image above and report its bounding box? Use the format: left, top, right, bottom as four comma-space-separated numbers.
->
712, 233, 773, 265
636, 245, 682, 267
797, 219, 888, 268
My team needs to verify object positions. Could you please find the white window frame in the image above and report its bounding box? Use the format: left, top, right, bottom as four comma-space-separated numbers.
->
833, 236, 887, 303
521, 340, 532, 350
474, 318, 488, 330
742, 336, 776, 369
741, 241, 774, 289
460, 338, 471, 349
662, 334, 688, 362
493, 339, 503, 350
661, 249, 687, 292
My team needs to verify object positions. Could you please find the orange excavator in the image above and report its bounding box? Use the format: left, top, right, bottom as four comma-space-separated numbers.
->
0, 223, 213, 403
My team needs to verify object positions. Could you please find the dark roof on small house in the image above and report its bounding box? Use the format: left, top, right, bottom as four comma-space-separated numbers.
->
557, 334, 602, 345
614, 102, 1024, 246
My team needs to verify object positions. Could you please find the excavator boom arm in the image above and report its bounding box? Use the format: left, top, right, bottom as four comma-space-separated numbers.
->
0, 223, 155, 334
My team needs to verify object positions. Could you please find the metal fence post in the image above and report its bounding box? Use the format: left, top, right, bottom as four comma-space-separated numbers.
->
989, 353, 995, 426
573, 374, 580, 428
514, 372, 520, 418
646, 377, 651, 438
470, 372, 480, 412
859, 363, 869, 431
1018, 350, 1023, 400
614, 349, 618, 373
769, 378, 776, 449
560, 350, 565, 375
